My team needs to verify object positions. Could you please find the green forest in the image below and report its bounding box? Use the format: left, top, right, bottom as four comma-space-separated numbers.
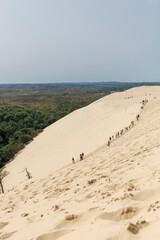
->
0, 100, 91, 168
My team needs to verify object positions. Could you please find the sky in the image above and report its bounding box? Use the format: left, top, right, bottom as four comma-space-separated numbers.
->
0, 0, 160, 83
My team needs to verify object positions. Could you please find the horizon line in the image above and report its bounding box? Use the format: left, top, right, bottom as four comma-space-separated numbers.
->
0, 81, 160, 85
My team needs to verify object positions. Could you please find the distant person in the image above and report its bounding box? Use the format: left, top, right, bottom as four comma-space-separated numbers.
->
115, 132, 118, 138
82, 152, 84, 158
107, 141, 110, 147
136, 114, 140, 121
80, 154, 83, 161
125, 127, 128, 131
72, 157, 75, 164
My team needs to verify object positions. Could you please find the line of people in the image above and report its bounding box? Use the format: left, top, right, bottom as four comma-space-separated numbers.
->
107, 117, 137, 146
141, 99, 148, 109
72, 99, 148, 162
107, 99, 148, 147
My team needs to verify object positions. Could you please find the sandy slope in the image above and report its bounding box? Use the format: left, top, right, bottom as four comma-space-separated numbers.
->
1, 86, 160, 240
2, 86, 152, 190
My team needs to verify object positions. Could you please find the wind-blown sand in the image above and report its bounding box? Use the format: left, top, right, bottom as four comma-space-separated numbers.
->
1, 86, 160, 240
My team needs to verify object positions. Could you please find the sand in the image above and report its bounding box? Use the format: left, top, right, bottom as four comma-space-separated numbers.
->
1, 86, 160, 240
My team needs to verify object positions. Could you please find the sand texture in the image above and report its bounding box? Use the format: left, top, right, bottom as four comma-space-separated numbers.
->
1, 86, 160, 239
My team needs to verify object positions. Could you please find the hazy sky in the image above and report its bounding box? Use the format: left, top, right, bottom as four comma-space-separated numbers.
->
0, 0, 160, 83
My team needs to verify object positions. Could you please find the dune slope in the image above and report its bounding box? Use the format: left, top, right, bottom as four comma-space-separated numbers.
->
3, 86, 147, 189
1, 86, 160, 240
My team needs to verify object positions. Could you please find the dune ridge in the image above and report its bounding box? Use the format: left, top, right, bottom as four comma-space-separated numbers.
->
1, 86, 160, 239
3, 86, 149, 190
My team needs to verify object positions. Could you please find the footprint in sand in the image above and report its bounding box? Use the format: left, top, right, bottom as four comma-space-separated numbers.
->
147, 200, 160, 212
0, 222, 8, 230
97, 207, 140, 222
55, 214, 79, 230
127, 220, 149, 234
0, 231, 16, 240
36, 229, 71, 240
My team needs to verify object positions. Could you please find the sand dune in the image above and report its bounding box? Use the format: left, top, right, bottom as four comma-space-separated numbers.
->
2, 86, 151, 189
1, 86, 160, 240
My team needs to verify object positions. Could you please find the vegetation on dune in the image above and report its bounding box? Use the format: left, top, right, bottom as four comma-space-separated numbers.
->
0, 82, 158, 169
0, 99, 95, 168
0, 105, 51, 167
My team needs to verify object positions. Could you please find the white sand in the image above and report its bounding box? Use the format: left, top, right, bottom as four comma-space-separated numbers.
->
1, 86, 160, 240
